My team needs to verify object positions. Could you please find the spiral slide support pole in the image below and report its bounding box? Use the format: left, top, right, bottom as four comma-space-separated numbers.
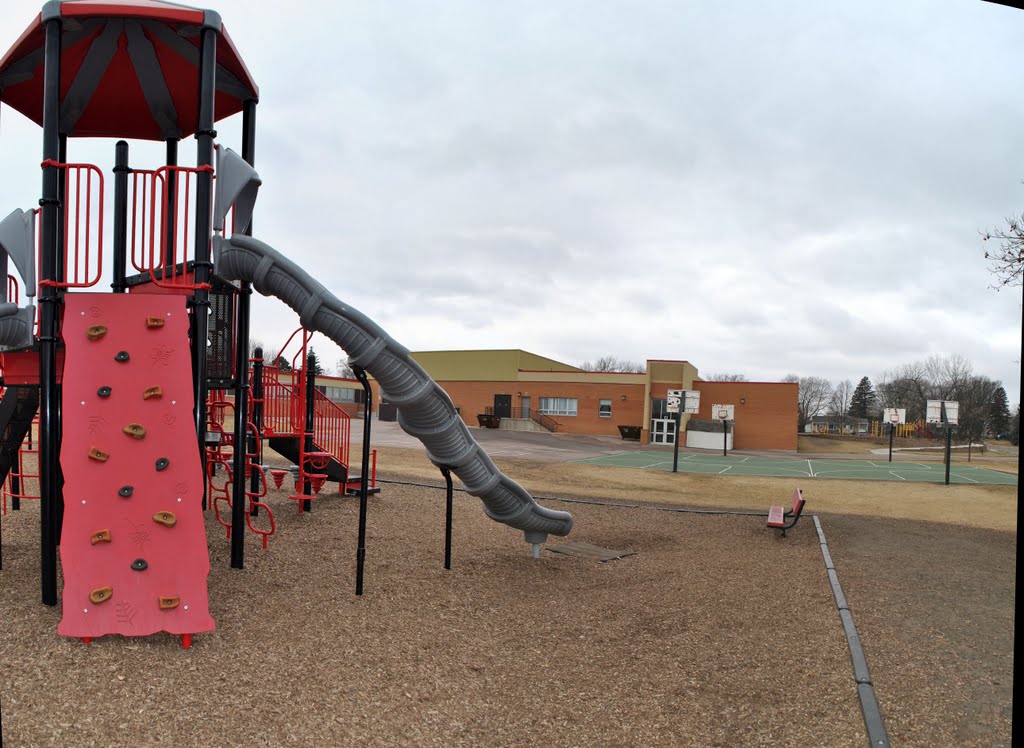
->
214, 234, 572, 547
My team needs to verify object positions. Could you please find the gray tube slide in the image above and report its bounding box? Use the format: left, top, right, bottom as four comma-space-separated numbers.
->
214, 234, 573, 544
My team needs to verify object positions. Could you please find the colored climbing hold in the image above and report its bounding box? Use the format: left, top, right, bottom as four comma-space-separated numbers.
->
131, 558, 148, 571
90, 529, 112, 545
155, 457, 170, 472
123, 423, 146, 440
88, 446, 110, 462
86, 325, 108, 340
143, 385, 163, 400
158, 595, 180, 610
118, 485, 134, 498
145, 317, 166, 329
152, 511, 177, 527
89, 586, 113, 604
97, 386, 112, 398
114, 351, 130, 362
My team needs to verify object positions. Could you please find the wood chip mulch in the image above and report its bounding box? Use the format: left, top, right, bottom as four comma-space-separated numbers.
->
0, 475, 880, 747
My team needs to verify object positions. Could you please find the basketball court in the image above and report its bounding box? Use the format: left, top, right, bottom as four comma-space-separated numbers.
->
574, 451, 1018, 485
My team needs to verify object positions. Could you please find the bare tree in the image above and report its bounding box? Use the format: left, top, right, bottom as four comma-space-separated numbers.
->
956, 375, 999, 451
783, 374, 832, 432
706, 373, 748, 381
922, 353, 974, 400
828, 379, 854, 429
336, 359, 354, 378
981, 214, 1024, 287
877, 361, 930, 421
580, 355, 646, 373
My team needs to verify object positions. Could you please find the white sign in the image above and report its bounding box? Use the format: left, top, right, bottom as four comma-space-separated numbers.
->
712, 403, 735, 420
683, 390, 701, 414
883, 408, 906, 425
926, 400, 959, 425
666, 389, 682, 414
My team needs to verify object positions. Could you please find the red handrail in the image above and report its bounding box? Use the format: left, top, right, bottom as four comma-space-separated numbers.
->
128, 164, 213, 290
37, 160, 104, 289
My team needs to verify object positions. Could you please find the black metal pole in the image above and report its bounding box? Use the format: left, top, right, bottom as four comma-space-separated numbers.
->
945, 426, 953, 486
723, 419, 728, 457
301, 351, 316, 513
941, 401, 952, 486
229, 283, 251, 569
228, 101, 258, 566
164, 139, 177, 269
38, 17, 62, 606
441, 466, 453, 569
352, 365, 373, 595
192, 28, 217, 492
112, 140, 129, 293
888, 422, 895, 463
672, 411, 681, 472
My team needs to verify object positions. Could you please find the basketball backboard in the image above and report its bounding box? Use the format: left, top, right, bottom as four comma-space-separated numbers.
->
712, 403, 734, 420
926, 400, 959, 425
883, 407, 905, 425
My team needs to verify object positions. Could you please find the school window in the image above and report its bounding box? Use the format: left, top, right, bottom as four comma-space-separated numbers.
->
651, 398, 668, 419
315, 385, 362, 403
599, 399, 612, 417
539, 397, 577, 416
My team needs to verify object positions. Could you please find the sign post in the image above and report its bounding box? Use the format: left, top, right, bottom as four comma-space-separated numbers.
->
667, 391, 681, 472
882, 408, 905, 463
667, 390, 700, 472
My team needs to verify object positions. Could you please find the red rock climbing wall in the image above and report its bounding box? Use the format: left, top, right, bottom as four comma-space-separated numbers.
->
58, 292, 215, 639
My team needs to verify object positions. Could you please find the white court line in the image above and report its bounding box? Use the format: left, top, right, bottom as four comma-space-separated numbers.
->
719, 466, 733, 474
807, 460, 816, 477
867, 461, 884, 468
888, 471, 907, 481
737, 456, 750, 463
954, 473, 980, 484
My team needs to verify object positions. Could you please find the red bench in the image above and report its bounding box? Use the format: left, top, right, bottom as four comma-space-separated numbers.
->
767, 488, 806, 537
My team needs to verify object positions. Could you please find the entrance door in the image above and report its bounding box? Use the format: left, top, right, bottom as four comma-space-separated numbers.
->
493, 394, 512, 419
520, 396, 531, 419
651, 418, 676, 445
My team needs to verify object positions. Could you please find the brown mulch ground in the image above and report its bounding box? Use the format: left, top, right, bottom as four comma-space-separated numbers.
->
0, 453, 1016, 747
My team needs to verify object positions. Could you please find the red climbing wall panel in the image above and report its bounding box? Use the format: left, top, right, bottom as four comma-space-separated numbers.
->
58, 293, 215, 639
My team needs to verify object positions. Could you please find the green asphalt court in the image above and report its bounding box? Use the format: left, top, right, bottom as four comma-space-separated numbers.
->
575, 451, 1018, 485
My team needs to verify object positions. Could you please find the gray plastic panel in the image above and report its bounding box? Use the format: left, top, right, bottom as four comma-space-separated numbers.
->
214, 234, 573, 542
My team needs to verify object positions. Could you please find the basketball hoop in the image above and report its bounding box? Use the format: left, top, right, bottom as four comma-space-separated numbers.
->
889, 413, 900, 425
717, 409, 729, 419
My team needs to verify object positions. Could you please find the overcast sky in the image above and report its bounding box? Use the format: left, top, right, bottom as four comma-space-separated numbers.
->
1, 0, 1022, 406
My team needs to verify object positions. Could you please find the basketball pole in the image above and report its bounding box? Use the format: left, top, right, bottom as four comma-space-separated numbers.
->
722, 418, 728, 457
941, 401, 952, 486
672, 410, 681, 472
888, 421, 895, 462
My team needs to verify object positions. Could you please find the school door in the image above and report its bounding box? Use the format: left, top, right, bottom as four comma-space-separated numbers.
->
650, 418, 676, 445
493, 394, 512, 419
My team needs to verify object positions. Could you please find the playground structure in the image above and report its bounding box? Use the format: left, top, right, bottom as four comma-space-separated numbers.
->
0, 0, 572, 646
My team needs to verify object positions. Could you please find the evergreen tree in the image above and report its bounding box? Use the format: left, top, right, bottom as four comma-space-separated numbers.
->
988, 385, 1011, 436
848, 376, 878, 419
307, 348, 324, 376
1010, 405, 1020, 446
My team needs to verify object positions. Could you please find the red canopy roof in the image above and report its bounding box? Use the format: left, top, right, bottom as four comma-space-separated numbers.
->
0, 1, 259, 141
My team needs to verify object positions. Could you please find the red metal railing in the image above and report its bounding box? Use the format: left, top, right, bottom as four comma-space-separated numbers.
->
1, 415, 40, 513
129, 164, 213, 290
37, 161, 103, 289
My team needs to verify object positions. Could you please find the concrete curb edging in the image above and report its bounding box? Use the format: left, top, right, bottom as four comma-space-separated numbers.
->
813, 515, 891, 748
